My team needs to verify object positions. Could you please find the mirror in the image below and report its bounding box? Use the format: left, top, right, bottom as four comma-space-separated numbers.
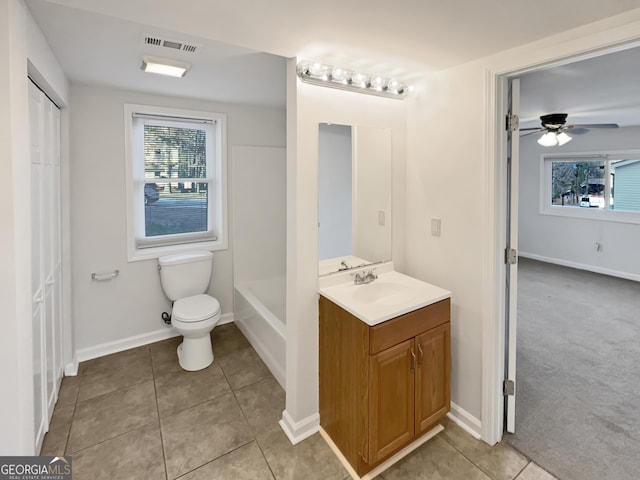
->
318, 123, 392, 276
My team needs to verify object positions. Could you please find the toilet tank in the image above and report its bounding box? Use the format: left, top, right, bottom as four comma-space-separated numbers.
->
158, 251, 213, 301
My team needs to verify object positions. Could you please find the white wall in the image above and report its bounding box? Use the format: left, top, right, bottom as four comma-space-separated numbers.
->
1, 0, 69, 454
232, 145, 286, 285
70, 84, 285, 356
284, 59, 408, 441
406, 9, 640, 441
406, 61, 487, 424
519, 127, 640, 279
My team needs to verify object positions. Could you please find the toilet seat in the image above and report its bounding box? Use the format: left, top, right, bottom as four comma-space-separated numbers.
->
173, 294, 220, 322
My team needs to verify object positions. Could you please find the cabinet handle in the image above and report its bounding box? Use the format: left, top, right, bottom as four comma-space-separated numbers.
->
417, 344, 424, 366
410, 349, 416, 371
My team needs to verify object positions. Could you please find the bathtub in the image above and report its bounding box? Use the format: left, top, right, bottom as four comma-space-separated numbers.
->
234, 276, 286, 388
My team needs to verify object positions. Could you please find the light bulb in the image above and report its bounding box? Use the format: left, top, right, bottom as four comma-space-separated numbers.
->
556, 132, 572, 146
351, 73, 367, 87
331, 68, 346, 81
309, 63, 323, 75
537, 131, 558, 147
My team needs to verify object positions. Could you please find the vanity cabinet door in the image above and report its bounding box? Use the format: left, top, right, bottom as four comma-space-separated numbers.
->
415, 322, 450, 435
368, 339, 415, 464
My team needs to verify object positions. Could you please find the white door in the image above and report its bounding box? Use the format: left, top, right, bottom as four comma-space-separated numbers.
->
29, 79, 63, 452
505, 78, 520, 433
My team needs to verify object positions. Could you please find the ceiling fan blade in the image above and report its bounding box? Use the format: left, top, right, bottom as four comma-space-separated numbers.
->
566, 127, 589, 135
519, 127, 544, 133
520, 130, 543, 137
566, 123, 619, 129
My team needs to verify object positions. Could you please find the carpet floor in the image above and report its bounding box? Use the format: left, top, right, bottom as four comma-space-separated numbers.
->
504, 258, 640, 480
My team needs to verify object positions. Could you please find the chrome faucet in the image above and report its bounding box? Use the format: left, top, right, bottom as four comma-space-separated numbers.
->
353, 268, 378, 285
339, 260, 351, 271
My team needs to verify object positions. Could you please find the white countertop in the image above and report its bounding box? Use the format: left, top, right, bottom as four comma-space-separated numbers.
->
318, 265, 451, 326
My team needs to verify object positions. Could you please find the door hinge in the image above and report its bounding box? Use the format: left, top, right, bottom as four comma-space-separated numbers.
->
505, 248, 517, 265
506, 113, 519, 132
503, 379, 515, 396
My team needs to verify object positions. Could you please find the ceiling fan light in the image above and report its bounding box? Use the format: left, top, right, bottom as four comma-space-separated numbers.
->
538, 131, 558, 147
556, 132, 572, 146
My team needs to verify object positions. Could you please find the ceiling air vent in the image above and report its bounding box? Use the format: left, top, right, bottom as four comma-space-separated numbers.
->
143, 35, 201, 54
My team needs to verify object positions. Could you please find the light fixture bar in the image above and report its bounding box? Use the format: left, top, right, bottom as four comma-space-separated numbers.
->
296, 61, 410, 100
141, 55, 190, 78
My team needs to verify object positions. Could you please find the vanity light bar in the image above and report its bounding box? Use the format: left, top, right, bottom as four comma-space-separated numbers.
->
296, 61, 411, 100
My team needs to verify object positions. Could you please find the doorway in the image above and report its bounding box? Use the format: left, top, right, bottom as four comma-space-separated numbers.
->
499, 46, 640, 480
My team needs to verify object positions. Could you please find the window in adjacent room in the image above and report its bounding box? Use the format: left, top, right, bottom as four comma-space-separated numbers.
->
124, 104, 227, 261
541, 152, 640, 223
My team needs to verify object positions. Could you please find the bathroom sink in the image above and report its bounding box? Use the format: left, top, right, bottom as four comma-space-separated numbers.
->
318, 268, 451, 326
351, 281, 418, 308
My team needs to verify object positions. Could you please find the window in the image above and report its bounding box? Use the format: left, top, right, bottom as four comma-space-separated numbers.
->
125, 104, 227, 260
541, 152, 640, 224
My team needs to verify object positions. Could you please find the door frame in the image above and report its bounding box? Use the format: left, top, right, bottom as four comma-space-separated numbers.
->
481, 26, 640, 445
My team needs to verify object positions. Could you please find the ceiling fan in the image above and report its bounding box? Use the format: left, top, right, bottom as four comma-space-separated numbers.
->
520, 113, 619, 147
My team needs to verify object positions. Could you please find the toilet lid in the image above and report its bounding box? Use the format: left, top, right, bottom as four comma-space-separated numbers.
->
173, 294, 220, 322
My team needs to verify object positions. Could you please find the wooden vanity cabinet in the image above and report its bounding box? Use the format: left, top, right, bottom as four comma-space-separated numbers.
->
319, 295, 450, 475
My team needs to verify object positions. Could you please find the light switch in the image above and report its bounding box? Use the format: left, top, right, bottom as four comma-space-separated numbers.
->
431, 217, 441, 237
378, 210, 386, 226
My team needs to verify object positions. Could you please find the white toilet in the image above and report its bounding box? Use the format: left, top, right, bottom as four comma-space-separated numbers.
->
158, 251, 221, 371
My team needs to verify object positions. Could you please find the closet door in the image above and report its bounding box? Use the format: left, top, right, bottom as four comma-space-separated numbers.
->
29, 80, 63, 451
29, 81, 46, 447
51, 106, 64, 385
43, 98, 57, 418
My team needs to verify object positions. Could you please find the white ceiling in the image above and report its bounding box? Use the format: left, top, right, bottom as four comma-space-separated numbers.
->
26, 0, 640, 114
519, 46, 640, 128
26, 1, 287, 107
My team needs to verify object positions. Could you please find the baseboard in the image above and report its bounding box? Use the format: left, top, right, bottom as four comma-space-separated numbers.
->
75, 312, 234, 363
279, 410, 320, 445
234, 317, 286, 390
64, 355, 78, 376
519, 252, 640, 283
320, 424, 443, 480
448, 402, 482, 440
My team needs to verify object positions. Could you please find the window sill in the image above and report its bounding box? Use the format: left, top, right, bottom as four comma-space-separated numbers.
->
127, 239, 227, 262
540, 205, 640, 225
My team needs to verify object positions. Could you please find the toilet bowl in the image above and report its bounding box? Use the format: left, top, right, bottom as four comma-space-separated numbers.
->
172, 294, 221, 371
158, 251, 221, 371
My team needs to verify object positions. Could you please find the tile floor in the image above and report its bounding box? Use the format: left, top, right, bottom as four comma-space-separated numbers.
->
41, 323, 558, 480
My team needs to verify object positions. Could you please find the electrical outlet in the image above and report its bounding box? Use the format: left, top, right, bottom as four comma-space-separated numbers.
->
378, 210, 385, 226
431, 217, 441, 237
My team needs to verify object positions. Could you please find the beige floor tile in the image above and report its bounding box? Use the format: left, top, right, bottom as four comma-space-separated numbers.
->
257, 429, 348, 480
77, 347, 153, 401
161, 393, 253, 479
40, 405, 74, 456
234, 377, 284, 436
67, 380, 158, 453
380, 435, 491, 480
154, 361, 231, 418
441, 421, 528, 480
56, 375, 81, 408
180, 441, 274, 480
71, 423, 165, 480
151, 335, 183, 377
216, 346, 272, 390
211, 322, 251, 358
516, 462, 558, 480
